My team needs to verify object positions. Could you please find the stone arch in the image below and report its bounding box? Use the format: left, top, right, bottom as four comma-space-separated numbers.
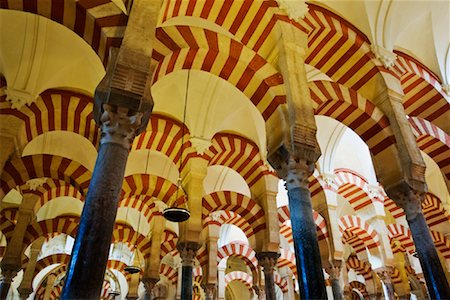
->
217, 242, 258, 277
224, 271, 253, 293
0, 154, 91, 199
334, 169, 375, 211
339, 215, 381, 257
386, 224, 415, 254
0, 1, 127, 65
278, 249, 297, 278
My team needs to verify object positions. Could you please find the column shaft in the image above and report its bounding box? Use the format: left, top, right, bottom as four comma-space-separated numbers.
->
181, 265, 193, 300
287, 185, 327, 299
0, 282, 11, 300
408, 211, 450, 299
331, 278, 343, 300
61, 143, 130, 299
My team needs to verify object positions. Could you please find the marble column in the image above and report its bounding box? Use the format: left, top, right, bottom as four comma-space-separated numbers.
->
325, 261, 343, 300
256, 252, 279, 300
285, 159, 327, 299
178, 242, 199, 300
376, 266, 396, 300
202, 283, 217, 300
61, 104, 146, 299
0, 270, 16, 300
389, 184, 450, 299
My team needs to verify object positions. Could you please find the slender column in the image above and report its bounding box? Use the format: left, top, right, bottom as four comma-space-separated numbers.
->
325, 260, 343, 300
178, 242, 200, 300
388, 184, 450, 299
0, 270, 15, 300
217, 267, 225, 300
280, 271, 295, 300
61, 105, 145, 299
18, 239, 44, 300
256, 252, 279, 300
202, 283, 217, 300
286, 159, 327, 299
375, 266, 395, 300
144, 212, 165, 299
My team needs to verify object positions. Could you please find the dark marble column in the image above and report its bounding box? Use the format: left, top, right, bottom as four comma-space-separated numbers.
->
202, 283, 217, 300
285, 159, 327, 299
0, 270, 15, 300
256, 252, 280, 300
178, 242, 200, 300
389, 184, 450, 299
325, 261, 343, 300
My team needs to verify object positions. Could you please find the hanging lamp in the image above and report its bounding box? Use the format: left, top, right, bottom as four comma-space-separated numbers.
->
163, 70, 191, 223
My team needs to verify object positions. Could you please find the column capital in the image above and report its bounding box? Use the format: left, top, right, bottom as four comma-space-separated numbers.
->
375, 265, 394, 284
201, 283, 217, 299
18, 286, 33, 300
385, 181, 424, 220
256, 252, 280, 273
177, 242, 200, 266
285, 158, 314, 190
99, 104, 144, 149
0, 268, 17, 284
142, 277, 159, 293
252, 285, 265, 300
325, 260, 342, 280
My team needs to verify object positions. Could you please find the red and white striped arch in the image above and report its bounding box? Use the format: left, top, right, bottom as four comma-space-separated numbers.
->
386, 224, 415, 254
334, 169, 376, 211
132, 114, 195, 172
160, 229, 179, 259
30, 179, 85, 213
0, 207, 17, 224
23, 216, 79, 249
0, 90, 99, 148
160, 262, 178, 283
409, 116, 450, 183
0, 0, 128, 65
273, 271, 288, 293
112, 223, 152, 259
430, 230, 450, 260
395, 52, 449, 130
277, 249, 297, 278
342, 231, 367, 254
193, 266, 203, 284
121, 174, 185, 206
217, 242, 258, 275
384, 197, 405, 220
34, 253, 71, 275
339, 215, 380, 254
154, 25, 286, 121
224, 271, 253, 293
349, 281, 369, 297
422, 193, 450, 227
159, 0, 293, 59
309, 80, 395, 158
118, 195, 161, 225
202, 191, 266, 235
203, 210, 255, 240
278, 205, 329, 243
346, 255, 372, 280
303, 4, 386, 98
204, 133, 272, 188
1, 154, 91, 199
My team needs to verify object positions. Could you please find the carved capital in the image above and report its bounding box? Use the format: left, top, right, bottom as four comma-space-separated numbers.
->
190, 137, 212, 155
142, 277, 159, 293
371, 45, 397, 69
201, 283, 217, 299
285, 158, 314, 190
252, 285, 265, 299
386, 181, 423, 220
177, 242, 200, 266
256, 252, 280, 274
0, 268, 17, 284
25, 177, 48, 191
99, 104, 143, 149
276, 0, 309, 22
5, 88, 36, 110
375, 266, 394, 284
325, 260, 342, 280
